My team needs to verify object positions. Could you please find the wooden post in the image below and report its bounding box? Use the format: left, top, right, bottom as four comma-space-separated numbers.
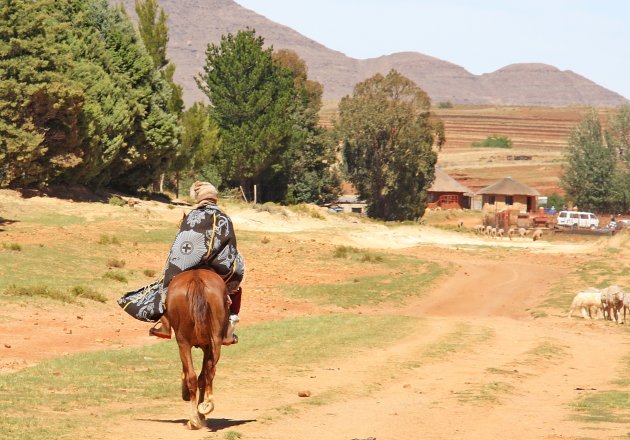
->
254, 184, 257, 204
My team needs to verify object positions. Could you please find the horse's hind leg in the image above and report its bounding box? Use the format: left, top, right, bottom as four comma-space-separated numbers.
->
181, 370, 190, 401
197, 347, 216, 416
178, 343, 204, 430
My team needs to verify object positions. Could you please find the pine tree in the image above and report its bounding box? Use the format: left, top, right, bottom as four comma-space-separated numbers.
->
135, 0, 183, 114
0, 0, 83, 187
0, 0, 179, 190
196, 29, 294, 202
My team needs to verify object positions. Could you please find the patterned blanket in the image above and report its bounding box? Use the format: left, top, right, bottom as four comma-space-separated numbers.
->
118, 204, 244, 322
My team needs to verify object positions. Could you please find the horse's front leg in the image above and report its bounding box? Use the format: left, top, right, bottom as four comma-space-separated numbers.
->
178, 343, 204, 430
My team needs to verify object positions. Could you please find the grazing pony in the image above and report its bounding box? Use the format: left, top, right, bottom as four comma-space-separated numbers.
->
166, 269, 229, 430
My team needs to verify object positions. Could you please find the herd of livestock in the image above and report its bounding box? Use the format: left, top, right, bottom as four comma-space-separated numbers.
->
473, 225, 544, 241
468, 224, 627, 323
568, 285, 630, 323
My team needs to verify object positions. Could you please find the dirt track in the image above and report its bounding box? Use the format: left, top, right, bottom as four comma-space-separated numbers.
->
103, 247, 628, 440
1, 196, 629, 439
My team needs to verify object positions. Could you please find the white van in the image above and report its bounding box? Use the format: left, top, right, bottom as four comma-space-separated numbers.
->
556, 211, 599, 229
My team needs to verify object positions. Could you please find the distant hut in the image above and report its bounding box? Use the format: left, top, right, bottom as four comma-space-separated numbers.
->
427, 167, 473, 209
327, 194, 366, 215
476, 176, 540, 213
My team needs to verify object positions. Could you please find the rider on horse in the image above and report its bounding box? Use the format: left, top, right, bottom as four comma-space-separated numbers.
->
150, 181, 244, 345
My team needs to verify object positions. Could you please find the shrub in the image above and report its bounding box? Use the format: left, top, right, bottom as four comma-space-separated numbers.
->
332, 245, 359, 258
3, 243, 22, 251
97, 234, 121, 245
472, 135, 513, 149
2, 285, 106, 303
437, 101, 454, 109
103, 271, 128, 283
143, 269, 157, 277
107, 258, 126, 268
70, 286, 107, 303
108, 195, 126, 207
361, 253, 384, 263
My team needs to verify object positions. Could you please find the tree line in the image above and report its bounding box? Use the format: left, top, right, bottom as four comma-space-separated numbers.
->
7, 0, 622, 221
0, 0, 444, 221
562, 106, 630, 214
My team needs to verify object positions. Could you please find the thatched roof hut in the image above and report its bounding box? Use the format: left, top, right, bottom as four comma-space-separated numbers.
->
476, 177, 540, 196
429, 167, 472, 194
477, 177, 540, 213
427, 167, 472, 209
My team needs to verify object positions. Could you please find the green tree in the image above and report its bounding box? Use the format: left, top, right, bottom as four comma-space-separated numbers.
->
135, 0, 183, 114
561, 109, 616, 212
135, 0, 167, 69
608, 104, 630, 162
195, 29, 294, 202
607, 104, 630, 213
0, 0, 179, 190
79, 0, 179, 190
336, 69, 438, 221
0, 0, 84, 187
169, 102, 221, 196
268, 49, 340, 204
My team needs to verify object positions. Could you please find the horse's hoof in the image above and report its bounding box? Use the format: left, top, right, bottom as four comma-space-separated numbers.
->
187, 419, 203, 430
198, 400, 214, 415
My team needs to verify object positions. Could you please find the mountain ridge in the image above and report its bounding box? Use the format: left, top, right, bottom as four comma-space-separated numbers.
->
111, 0, 628, 107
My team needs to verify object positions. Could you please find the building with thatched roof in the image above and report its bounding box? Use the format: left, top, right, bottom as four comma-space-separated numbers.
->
427, 167, 473, 209
476, 176, 541, 213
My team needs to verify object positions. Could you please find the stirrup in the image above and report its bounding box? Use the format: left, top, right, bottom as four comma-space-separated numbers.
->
223, 334, 238, 346
149, 324, 171, 339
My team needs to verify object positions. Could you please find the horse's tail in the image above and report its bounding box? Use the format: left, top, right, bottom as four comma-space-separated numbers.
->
186, 277, 210, 342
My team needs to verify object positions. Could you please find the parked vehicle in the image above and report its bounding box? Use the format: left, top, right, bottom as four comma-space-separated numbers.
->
556, 211, 599, 229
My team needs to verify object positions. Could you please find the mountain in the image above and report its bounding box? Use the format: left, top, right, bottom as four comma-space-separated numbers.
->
111, 0, 628, 107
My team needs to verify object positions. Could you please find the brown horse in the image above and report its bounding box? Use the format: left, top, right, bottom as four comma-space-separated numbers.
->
166, 268, 229, 430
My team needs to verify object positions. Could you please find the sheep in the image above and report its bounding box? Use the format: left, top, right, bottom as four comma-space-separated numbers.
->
601, 285, 625, 323
474, 225, 485, 235
532, 229, 543, 241
507, 227, 516, 240
457, 220, 464, 229
623, 291, 630, 324
485, 225, 493, 236
518, 228, 530, 238
489, 227, 497, 238
496, 228, 505, 239
568, 288, 602, 319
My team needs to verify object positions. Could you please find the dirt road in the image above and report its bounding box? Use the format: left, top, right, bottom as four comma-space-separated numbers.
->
98, 246, 629, 440
1, 195, 627, 439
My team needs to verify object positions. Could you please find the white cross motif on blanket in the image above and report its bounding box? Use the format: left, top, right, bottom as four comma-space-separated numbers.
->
169, 230, 207, 270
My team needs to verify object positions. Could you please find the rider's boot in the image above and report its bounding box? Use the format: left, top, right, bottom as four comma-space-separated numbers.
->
223, 313, 239, 345
149, 315, 172, 339
223, 287, 242, 345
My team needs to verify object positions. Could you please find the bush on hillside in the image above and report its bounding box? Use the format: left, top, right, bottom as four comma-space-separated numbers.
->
472, 135, 513, 149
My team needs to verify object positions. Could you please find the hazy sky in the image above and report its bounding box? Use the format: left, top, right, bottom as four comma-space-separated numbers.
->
236, 0, 630, 100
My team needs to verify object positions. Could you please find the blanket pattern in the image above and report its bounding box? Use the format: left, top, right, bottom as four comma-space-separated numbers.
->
118, 204, 244, 322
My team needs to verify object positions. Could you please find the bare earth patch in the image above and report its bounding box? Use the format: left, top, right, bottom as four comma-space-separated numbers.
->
1, 191, 628, 439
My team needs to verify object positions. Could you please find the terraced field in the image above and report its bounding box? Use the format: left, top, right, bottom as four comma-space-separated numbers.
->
321, 104, 618, 195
